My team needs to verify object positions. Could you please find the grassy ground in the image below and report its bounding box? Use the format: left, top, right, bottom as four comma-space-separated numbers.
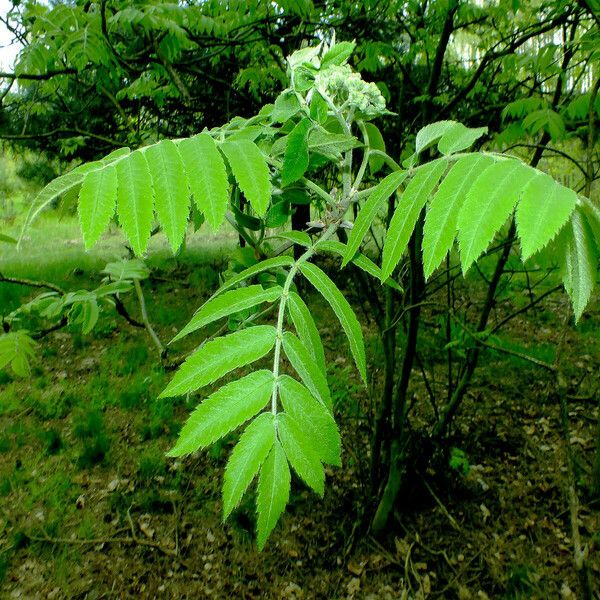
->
1, 214, 599, 598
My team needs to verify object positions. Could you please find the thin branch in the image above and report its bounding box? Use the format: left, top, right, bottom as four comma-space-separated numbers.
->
133, 279, 165, 358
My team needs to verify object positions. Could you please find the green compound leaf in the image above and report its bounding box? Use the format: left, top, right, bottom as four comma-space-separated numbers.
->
78, 165, 118, 249
178, 133, 229, 231
221, 139, 271, 216
382, 159, 447, 280
167, 370, 274, 457
458, 159, 538, 272
116, 150, 154, 256
423, 154, 495, 279
223, 412, 276, 520
172, 285, 282, 343
287, 291, 326, 376
282, 118, 311, 187
145, 139, 190, 253
516, 172, 578, 261
256, 440, 290, 550
559, 209, 598, 323
299, 262, 367, 384
160, 325, 276, 397
282, 331, 331, 410
278, 413, 325, 496
343, 170, 408, 267
279, 375, 341, 466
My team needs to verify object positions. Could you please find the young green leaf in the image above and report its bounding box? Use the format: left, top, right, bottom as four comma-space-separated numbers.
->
560, 209, 597, 323
423, 154, 496, 278
382, 159, 447, 280
221, 140, 271, 216
256, 441, 290, 550
171, 285, 282, 343
299, 262, 367, 384
282, 118, 311, 187
272, 90, 302, 124
0, 331, 37, 377
308, 128, 360, 157
364, 122, 386, 175
78, 165, 118, 249
271, 231, 312, 247
516, 172, 578, 261
116, 150, 154, 256
415, 121, 457, 153
282, 332, 331, 410
287, 292, 327, 376
309, 91, 328, 123
279, 375, 341, 465
316, 240, 402, 291
215, 256, 294, 296
343, 170, 407, 267
178, 133, 229, 231
145, 139, 190, 253
458, 159, 538, 272
222, 412, 276, 519
278, 413, 325, 496
437, 122, 488, 155
320, 41, 356, 68
167, 370, 274, 456
160, 325, 277, 397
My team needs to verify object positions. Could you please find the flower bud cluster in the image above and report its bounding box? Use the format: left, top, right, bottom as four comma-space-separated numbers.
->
314, 64, 387, 118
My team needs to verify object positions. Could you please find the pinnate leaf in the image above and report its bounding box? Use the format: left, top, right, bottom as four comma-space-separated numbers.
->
178, 133, 229, 231
287, 292, 326, 376
223, 412, 276, 519
167, 370, 274, 456
343, 170, 408, 267
256, 441, 290, 550
559, 209, 598, 322
78, 165, 118, 249
516, 172, 578, 260
279, 376, 340, 466
160, 325, 276, 397
299, 262, 367, 384
382, 159, 447, 280
278, 413, 325, 496
423, 154, 495, 278
116, 150, 154, 256
221, 140, 271, 216
172, 285, 282, 343
458, 160, 537, 272
145, 140, 190, 253
282, 332, 331, 409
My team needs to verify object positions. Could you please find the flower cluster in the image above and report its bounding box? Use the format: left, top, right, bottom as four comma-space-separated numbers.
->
314, 64, 387, 118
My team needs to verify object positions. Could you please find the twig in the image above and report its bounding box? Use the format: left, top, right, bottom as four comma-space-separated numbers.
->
421, 477, 461, 532
133, 279, 165, 358
0, 272, 64, 295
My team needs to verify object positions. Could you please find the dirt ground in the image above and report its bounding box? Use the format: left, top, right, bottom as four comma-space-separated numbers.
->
1, 253, 599, 599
